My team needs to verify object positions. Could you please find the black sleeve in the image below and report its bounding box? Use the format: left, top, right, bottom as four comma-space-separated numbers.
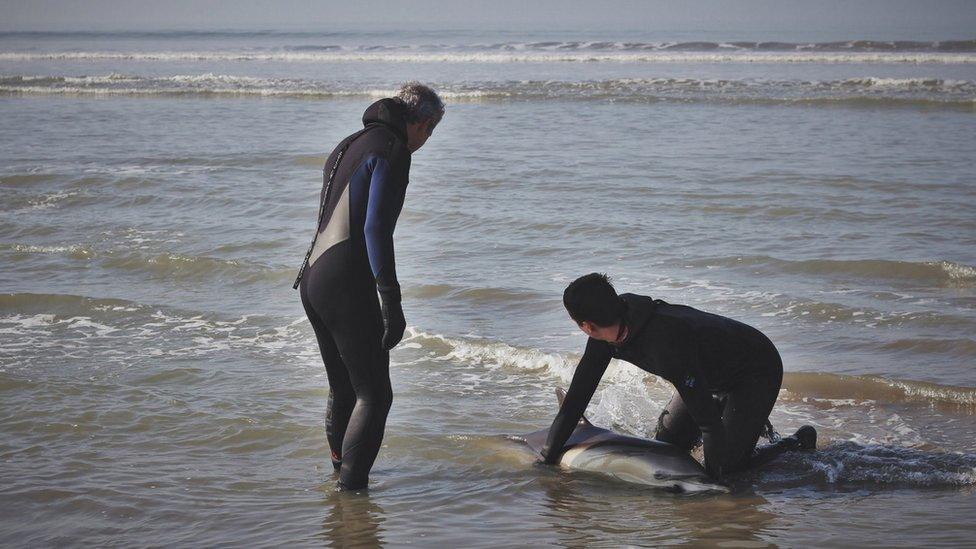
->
540, 338, 612, 464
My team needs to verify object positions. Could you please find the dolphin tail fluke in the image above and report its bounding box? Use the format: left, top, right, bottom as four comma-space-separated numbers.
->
554, 387, 594, 428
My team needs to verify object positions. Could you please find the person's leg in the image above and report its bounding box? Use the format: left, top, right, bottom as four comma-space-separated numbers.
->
720, 374, 781, 474
327, 292, 393, 490
746, 426, 816, 470
722, 364, 816, 475
300, 280, 355, 470
655, 391, 703, 452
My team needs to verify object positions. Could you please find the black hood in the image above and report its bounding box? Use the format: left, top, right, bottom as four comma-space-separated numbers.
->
618, 293, 661, 346
362, 98, 408, 143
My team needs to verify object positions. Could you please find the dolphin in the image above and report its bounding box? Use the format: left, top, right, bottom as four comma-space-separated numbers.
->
522, 388, 728, 493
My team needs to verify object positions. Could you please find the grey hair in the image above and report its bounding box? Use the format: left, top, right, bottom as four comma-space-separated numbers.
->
395, 82, 445, 127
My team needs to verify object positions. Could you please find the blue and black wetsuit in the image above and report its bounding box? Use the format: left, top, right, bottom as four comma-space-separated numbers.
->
541, 294, 787, 480
296, 98, 411, 489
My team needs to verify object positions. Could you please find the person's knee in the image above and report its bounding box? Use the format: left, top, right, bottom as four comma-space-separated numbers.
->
376, 387, 393, 413
654, 408, 675, 441
724, 451, 753, 475
654, 409, 701, 451
654, 411, 673, 441
327, 391, 356, 417
656, 428, 701, 451
356, 384, 393, 413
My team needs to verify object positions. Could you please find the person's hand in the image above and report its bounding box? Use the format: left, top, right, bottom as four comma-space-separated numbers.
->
378, 286, 406, 350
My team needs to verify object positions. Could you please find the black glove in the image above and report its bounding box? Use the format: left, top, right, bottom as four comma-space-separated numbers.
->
378, 285, 406, 350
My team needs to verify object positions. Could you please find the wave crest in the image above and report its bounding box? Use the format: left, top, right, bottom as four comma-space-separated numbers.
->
693, 256, 976, 287
2, 50, 975, 64
399, 330, 976, 410
3, 73, 974, 107
781, 372, 976, 409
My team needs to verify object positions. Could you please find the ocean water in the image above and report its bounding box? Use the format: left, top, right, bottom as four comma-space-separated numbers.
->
1, 28, 975, 547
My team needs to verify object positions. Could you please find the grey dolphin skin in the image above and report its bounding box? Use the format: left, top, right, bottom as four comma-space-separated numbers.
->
523, 389, 728, 493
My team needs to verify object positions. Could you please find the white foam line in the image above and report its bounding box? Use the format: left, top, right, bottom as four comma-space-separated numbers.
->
2, 51, 976, 64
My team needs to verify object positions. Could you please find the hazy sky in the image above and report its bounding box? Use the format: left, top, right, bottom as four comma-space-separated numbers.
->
2, 0, 975, 38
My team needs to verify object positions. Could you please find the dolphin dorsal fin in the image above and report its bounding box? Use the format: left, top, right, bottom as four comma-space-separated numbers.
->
554, 387, 594, 428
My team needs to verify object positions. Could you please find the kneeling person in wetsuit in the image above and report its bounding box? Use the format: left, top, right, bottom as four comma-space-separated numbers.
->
294, 83, 445, 491
540, 273, 816, 480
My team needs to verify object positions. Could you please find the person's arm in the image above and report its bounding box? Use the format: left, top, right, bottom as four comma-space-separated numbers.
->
540, 338, 612, 464
364, 155, 403, 290
364, 155, 407, 349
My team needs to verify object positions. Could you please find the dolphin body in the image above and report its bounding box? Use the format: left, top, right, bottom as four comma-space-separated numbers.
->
523, 389, 728, 493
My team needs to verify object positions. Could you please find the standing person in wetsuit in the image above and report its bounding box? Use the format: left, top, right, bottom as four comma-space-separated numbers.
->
540, 273, 816, 481
294, 83, 444, 491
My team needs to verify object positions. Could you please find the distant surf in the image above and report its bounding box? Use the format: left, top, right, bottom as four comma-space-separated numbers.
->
3, 50, 975, 64
3, 73, 974, 107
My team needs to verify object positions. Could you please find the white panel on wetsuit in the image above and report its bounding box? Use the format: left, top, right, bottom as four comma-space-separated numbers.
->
308, 183, 351, 268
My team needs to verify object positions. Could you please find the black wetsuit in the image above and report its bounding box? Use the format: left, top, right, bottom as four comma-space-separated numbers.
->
541, 294, 784, 480
296, 98, 411, 489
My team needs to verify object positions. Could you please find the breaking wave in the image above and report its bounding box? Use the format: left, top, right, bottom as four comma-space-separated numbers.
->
400, 330, 976, 410
2, 74, 974, 106
781, 372, 976, 409
3, 50, 976, 65
758, 442, 976, 488
0, 242, 294, 284
3, 32, 975, 51
0, 292, 315, 371
691, 256, 976, 288
4, 295, 975, 488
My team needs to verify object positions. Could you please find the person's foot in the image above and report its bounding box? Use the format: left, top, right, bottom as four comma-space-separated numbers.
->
793, 425, 817, 450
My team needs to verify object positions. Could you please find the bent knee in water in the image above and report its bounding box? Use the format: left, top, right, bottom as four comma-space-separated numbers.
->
654, 410, 701, 451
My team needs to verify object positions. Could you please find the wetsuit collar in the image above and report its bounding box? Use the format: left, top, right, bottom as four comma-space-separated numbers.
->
612, 299, 630, 346
613, 322, 628, 345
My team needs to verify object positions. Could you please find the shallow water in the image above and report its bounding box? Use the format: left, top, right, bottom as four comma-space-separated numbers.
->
1, 28, 976, 546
